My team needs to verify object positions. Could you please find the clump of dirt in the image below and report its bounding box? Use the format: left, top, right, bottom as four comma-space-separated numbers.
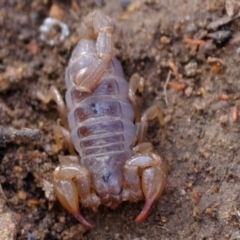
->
1, 0, 240, 239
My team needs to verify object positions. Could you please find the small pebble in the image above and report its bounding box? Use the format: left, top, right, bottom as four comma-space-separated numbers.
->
27, 199, 39, 207
185, 86, 193, 97
198, 148, 211, 159
49, 4, 65, 21
179, 189, 186, 195
161, 216, 168, 223
208, 30, 232, 45
14, 166, 23, 173
160, 36, 171, 45
18, 190, 27, 200
184, 61, 197, 77
59, 216, 65, 223
219, 115, 229, 125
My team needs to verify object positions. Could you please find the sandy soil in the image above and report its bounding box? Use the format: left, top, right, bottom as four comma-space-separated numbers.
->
1, 0, 240, 239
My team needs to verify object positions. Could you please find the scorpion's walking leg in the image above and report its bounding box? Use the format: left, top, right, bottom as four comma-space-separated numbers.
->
36, 85, 68, 128
37, 86, 76, 154
75, 11, 115, 93
123, 151, 166, 223
132, 142, 154, 154
54, 155, 100, 228
137, 104, 165, 143
128, 75, 163, 142
53, 125, 76, 155
128, 73, 145, 123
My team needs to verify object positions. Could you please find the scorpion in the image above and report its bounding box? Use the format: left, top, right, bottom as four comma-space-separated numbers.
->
38, 10, 167, 228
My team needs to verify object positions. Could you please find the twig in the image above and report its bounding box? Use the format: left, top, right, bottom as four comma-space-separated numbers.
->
0, 126, 42, 147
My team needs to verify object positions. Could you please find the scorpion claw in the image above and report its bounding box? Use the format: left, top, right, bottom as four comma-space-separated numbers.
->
135, 199, 155, 223
73, 212, 94, 229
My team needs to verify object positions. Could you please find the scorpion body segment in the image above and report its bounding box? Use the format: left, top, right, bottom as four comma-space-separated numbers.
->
39, 11, 167, 228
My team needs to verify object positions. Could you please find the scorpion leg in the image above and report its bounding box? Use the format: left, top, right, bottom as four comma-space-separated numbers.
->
128, 73, 144, 123
53, 125, 76, 155
37, 86, 75, 153
137, 104, 165, 143
123, 151, 166, 222
54, 155, 100, 228
36, 85, 68, 129
132, 142, 154, 154
75, 11, 114, 93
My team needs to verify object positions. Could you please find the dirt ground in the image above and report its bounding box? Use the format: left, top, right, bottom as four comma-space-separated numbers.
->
1, 0, 240, 239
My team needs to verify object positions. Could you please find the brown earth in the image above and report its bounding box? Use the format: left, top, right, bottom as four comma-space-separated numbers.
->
1, 0, 240, 239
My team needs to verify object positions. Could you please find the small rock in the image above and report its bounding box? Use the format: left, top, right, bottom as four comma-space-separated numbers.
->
208, 30, 232, 45
185, 86, 193, 97
198, 148, 211, 159
18, 190, 27, 200
27, 199, 40, 207
160, 36, 171, 45
0, 185, 19, 240
42, 179, 56, 202
161, 216, 168, 223
179, 189, 186, 195
219, 115, 229, 125
185, 22, 198, 34
49, 4, 65, 21
184, 61, 198, 77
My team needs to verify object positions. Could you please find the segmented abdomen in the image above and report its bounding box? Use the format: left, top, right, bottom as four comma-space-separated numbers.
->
65, 42, 136, 165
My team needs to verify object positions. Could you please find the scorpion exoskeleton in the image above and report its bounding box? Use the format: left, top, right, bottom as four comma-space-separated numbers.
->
38, 10, 167, 228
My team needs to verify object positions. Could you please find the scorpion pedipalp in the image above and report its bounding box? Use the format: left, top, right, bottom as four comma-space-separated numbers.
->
53, 156, 99, 228
123, 151, 166, 222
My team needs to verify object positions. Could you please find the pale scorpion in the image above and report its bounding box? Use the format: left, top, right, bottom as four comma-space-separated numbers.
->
38, 11, 167, 228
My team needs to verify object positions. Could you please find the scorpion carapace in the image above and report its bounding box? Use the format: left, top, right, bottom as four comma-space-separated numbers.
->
38, 10, 167, 228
